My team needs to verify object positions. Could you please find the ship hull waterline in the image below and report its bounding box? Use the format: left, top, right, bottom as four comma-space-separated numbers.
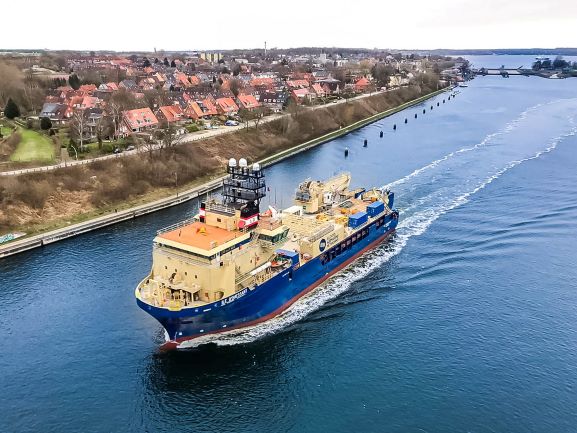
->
137, 216, 398, 351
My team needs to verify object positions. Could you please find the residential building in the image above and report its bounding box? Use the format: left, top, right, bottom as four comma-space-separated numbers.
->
236, 94, 261, 111
156, 105, 185, 124
184, 101, 204, 120
215, 97, 239, 116
120, 107, 159, 135
39, 103, 71, 123
258, 91, 287, 112
291, 88, 310, 103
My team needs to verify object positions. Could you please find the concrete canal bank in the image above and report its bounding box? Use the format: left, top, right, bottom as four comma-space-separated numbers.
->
0, 87, 448, 259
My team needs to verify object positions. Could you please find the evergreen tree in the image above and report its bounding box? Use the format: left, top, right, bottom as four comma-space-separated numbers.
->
143, 57, 151, 68
553, 56, 568, 69
69, 73, 81, 90
4, 98, 20, 119
163, 57, 169, 66
170, 59, 176, 68
40, 117, 52, 130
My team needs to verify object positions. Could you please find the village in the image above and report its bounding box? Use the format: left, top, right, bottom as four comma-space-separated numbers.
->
0, 49, 467, 163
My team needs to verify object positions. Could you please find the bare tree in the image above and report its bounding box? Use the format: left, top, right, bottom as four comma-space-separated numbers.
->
156, 123, 176, 150
140, 136, 156, 159
144, 89, 170, 111
253, 106, 270, 131
0, 61, 25, 108
107, 101, 122, 138
238, 108, 255, 131
286, 99, 302, 119
70, 109, 88, 151
365, 82, 377, 95
95, 116, 113, 149
108, 89, 138, 138
229, 79, 243, 97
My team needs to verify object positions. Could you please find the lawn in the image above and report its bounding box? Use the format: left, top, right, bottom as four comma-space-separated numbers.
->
10, 128, 56, 162
0, 125, 12, 138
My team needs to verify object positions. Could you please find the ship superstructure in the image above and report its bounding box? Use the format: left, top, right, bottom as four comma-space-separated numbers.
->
136, 159, 399, 349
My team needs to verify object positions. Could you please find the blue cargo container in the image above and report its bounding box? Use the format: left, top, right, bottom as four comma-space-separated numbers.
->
366, 201, 384, 217
387, 192, 395, 209
348, 211, 368, 228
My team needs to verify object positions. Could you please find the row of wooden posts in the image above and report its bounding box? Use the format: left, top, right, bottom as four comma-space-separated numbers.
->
345, 93, 457, 157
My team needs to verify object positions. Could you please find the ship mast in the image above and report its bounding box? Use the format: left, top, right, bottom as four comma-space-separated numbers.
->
222, 158, 267, 210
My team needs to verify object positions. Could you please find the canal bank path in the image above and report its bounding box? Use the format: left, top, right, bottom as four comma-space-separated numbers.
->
0, 87, 449, 258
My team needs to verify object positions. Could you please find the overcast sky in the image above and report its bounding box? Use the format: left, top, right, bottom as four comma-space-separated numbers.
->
5, 0, 577, 51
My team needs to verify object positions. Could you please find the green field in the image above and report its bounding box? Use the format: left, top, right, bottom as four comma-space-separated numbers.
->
10, 128, 55, 162
0, 126, 12, 137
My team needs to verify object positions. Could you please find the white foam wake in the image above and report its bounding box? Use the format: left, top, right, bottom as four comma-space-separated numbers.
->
386, 101, 547, 189
177, 106, 577, 349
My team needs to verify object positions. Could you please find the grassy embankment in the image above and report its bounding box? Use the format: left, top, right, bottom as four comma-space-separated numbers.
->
10, 128, 55, 162
0, 80, 443, 236
0, 121, 58, 170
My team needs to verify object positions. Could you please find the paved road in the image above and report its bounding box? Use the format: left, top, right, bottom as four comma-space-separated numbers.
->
0, 91, 382, 177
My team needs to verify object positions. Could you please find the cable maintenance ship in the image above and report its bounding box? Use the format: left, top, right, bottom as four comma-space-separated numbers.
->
136, 159, 399, 350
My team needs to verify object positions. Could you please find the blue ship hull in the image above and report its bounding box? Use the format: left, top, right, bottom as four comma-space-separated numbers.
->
137, 213, 398, 349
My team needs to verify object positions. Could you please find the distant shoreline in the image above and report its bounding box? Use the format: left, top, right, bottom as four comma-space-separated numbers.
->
2, 48, 577, 56
416, 49, 577, 56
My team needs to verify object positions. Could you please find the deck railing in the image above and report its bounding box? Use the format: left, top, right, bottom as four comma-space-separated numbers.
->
156, 217, 197, 235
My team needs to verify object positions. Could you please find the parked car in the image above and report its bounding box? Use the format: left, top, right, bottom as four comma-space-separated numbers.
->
225, 120, 239, 126
113, 147, 123, 154
126, 145, 135, 151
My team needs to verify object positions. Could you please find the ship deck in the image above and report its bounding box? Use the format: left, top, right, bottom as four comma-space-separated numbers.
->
158, 221, 242, 251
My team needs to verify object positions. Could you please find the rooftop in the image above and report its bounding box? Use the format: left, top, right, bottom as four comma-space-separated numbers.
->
158, 221, 243, 252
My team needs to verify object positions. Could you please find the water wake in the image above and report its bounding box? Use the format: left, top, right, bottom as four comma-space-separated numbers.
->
386, 101, 548, 189
179, 102, 577, 349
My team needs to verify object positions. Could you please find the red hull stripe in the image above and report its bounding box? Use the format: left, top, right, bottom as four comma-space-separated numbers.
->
162, 228, 395, 350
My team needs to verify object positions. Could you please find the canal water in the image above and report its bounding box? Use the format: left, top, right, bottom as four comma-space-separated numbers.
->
2, 56, 577, 433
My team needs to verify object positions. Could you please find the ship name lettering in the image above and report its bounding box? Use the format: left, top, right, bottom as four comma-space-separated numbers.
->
221, 288, 248, 306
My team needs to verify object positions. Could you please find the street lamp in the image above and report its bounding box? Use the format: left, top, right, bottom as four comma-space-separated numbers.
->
69, 144, 78, 160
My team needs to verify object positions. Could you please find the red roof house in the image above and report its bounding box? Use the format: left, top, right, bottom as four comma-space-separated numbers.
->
354, 77, 370, 92
311, 83, 326, 98
286, 79, 309, 89
156, 105, 185, 123
291, 88, 310, 103
185, 101, 204, 120
237, 94, 261, 111
79, 84, 97, 94
249, 77, 274, 87
80, 96, 99, 109
200, 98, 218, 116
120, 107, 159, 134
215, 97, 239, 115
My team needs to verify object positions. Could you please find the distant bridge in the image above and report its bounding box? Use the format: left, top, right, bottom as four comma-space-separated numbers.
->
474, 67, 535, 77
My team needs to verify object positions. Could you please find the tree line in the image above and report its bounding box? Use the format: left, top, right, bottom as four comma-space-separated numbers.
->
532, 56, 577, 71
